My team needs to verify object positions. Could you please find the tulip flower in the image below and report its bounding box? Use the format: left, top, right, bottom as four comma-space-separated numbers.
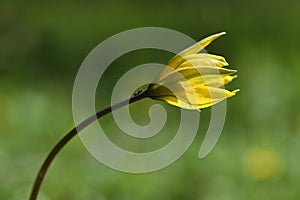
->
147, 32, 239, 111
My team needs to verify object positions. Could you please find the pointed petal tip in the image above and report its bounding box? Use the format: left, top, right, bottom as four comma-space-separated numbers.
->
213, 32, 226, 38
209, 32, 227, 40
232, 89, 240, 94
231, 75, 238, 79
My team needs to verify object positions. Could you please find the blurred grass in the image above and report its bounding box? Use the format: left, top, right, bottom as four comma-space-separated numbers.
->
1, 0, 300, 199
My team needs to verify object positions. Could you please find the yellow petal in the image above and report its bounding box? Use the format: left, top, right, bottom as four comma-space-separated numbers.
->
167, 32, 226, 66
186, 74, 238, 88
148, 86, 238, 110
154, 95, 200, 110
148, 81, 239, 111
181, 84, 237, 107
161, 54, 228, 74
179, 32, 226, 56
147, 83, 195, 108
223, 75, 238, 85
198, 53, 229, 67
154, 32, 226, 82
179, 54, 229, 68
158, 66, 236, 87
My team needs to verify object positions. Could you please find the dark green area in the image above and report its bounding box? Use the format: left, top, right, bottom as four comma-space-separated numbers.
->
1, 0, 300, 199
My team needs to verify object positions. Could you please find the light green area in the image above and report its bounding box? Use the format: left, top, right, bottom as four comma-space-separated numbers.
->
1, 0, 300, 199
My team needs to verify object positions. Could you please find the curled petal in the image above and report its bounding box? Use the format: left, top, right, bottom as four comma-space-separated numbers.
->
159, 66, 237, 86
179, 54, 229, 69
200, 54, 228, 65
170, 53, 228, 70
185, 74, 238, 88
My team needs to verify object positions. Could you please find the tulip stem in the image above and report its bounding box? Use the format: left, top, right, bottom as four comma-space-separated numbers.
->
29, 90, 148, 200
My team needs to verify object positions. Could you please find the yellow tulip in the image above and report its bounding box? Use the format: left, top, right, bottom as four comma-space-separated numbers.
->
147, 32, 239, 111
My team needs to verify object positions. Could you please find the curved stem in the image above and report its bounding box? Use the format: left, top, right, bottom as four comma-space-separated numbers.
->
29, 91, 148, 200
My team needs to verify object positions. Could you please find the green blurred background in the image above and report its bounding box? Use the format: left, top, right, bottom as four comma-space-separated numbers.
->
1, 0, 300, 199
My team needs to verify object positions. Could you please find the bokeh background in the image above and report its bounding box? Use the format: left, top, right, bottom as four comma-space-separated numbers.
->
1, 0, 300, 199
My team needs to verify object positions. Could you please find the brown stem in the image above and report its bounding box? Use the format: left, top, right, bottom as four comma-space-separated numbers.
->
29, 90, 148, 200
